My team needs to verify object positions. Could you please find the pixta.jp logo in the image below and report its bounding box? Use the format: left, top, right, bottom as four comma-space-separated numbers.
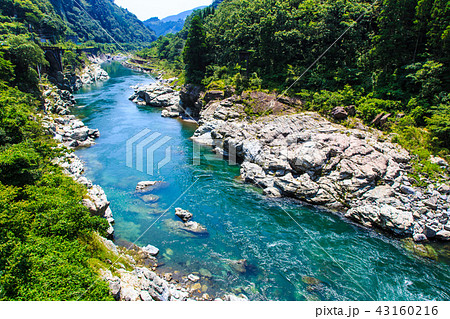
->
126, 129, 172, 176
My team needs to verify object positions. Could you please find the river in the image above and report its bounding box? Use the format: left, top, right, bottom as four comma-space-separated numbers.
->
73, 62, 450, 301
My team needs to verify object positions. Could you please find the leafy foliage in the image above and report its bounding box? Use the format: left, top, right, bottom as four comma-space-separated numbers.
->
48, 0, 156, 45
3, 35, 48, 93
427, 102, 450, 148
162, 0, 449, 153
183, 16, 207, 84
0, 0, 67, 40
0, 69, 111, 301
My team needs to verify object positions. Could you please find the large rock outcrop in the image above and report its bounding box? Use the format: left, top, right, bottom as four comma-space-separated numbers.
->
192, 96, 450, 241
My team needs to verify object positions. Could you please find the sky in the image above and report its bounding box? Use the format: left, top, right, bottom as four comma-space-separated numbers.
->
114, 0, 213, 21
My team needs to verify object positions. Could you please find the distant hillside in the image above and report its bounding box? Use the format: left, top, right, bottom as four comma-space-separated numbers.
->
49, 0, 156, 44
161, 6, 207, 22
212, 0, 225, 7
144, 6, 207, 38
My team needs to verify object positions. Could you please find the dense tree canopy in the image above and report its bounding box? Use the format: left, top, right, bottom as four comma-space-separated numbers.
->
183, 16, 207, 84
153, 0, 449, 149
49, 0, 156, 44
0, 0, 67, 40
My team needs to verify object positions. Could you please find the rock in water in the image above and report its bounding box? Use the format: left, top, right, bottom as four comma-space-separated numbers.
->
403, 239, 438, 260
228, 259, 248, 274
136, 181, 164, 193
199, 268, 212, 278
346, 205, 414, 235
301, 276, 322, 285
140, 194, 160, 203
182, 221, 208, 236
142, 244, 159, 256
436, 230, 450, 241
191, 283, 202, 291
175, 207, 193, 222
188, 274, 200, 282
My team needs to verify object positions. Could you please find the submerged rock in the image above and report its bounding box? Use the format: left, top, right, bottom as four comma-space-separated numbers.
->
164, 219, 209, 237
403, 239, 438, 261
188, 274, 200, 282
301, 276, 322, 286
140, 194, 160, 203
228, 259, 248, 274
199, 268, 212, 278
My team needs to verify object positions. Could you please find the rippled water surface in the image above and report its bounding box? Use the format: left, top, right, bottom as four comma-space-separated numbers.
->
73, 62, 450, 301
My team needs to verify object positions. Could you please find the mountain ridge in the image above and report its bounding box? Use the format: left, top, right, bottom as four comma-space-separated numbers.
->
48, 0, 156, 44
144, 5, 210, 38
161, 6, 207, 22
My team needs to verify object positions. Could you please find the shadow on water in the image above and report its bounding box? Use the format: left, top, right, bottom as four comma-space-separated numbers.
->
72, 62, 450, 301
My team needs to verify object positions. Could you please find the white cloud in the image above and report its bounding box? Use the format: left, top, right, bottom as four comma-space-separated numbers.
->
114, 0, 213, 21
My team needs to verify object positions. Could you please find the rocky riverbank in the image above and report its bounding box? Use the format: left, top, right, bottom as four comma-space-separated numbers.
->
50, 54, 113, 92
40, 83, 115, 238
193, 95, 450, 242
122, 61, 178, 85
97, 234, 247, 301
128, 82, 450, 243
40, 78, 245, 301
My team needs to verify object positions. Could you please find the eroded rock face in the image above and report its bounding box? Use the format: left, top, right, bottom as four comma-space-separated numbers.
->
192, 99, 449, 241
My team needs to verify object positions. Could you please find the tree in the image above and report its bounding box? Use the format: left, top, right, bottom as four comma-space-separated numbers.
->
182, 15, 207, 84
0, 53, 14, 83
6, 35, 48, 92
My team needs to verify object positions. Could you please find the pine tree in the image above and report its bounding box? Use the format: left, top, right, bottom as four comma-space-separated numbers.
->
182, 15, 207, 84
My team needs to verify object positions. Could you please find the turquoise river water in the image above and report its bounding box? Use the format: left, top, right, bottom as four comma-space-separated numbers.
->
73, 62, 450, 301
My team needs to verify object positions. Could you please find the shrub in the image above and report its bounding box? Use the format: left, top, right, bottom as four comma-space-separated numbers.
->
426, 103, 450, 148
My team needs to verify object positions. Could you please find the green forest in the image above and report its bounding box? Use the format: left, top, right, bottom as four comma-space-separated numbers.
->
0, 59, 113, 300
146, 0, 450, 176
0, 0, 155, 50
0, 0, 150, 300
